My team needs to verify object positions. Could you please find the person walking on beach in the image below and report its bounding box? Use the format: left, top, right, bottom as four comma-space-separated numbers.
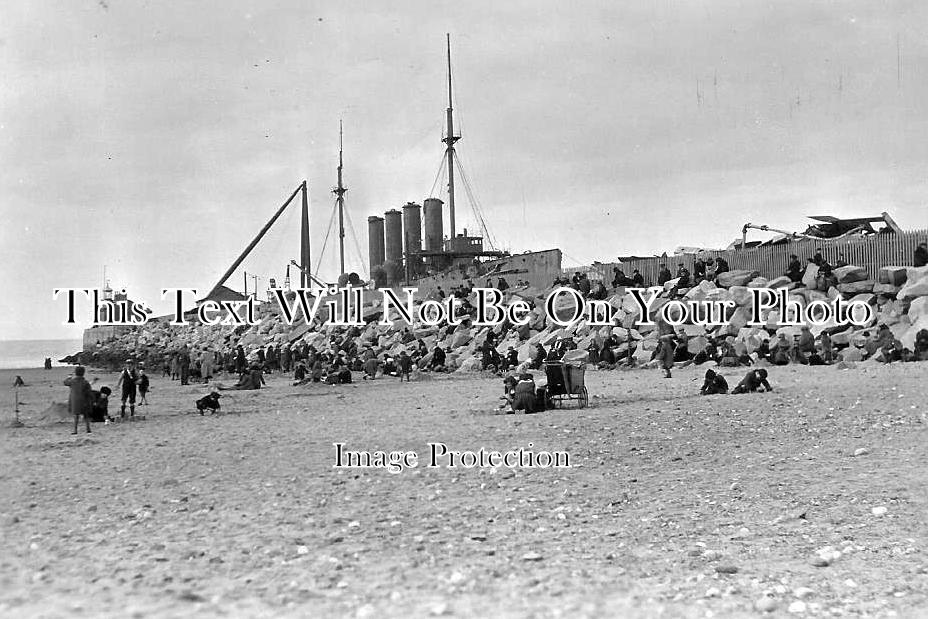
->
115, 358, 139, 419
64, 366, 93, 434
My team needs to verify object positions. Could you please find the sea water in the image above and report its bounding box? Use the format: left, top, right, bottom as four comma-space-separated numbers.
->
0, 339, 84, 370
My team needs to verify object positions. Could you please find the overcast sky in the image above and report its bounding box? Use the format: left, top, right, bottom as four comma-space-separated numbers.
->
1, 0, 926, 341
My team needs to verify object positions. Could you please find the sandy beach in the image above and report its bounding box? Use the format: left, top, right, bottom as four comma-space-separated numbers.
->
1, 363, 926, 617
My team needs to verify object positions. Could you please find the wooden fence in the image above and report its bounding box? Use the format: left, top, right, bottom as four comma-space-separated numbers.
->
567, 229, 928, 286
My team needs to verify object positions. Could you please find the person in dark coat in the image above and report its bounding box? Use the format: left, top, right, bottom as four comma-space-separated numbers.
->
915, 242, 928, 267
732, 369, 773, 393
530, 343, 547, 370
785, 254, 803, 282
90, 386, 112, 422
511, 373, 537, 414
429, 346, 447, 371
657, 264, 672, 286
115, 359, 139, 419
700, 369, 728, 395
398, 351, 412, 382
631, 269, 645, 287
656, 334, 676, 378
64, 366, 93, 434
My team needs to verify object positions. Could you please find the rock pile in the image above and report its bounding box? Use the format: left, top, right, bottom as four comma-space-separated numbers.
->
71, 264, 928, 373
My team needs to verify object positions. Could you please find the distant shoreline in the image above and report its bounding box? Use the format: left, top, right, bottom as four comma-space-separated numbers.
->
0, 338, 84, 372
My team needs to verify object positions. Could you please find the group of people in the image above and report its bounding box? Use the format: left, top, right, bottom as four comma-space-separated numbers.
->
657, 256, 730, 289
64, 358, 150, 433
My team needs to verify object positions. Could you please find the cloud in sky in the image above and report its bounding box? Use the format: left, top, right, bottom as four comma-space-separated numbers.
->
1, 0, 926, 340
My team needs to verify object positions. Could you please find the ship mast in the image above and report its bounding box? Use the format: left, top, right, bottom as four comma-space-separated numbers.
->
333, 120, 347, 274
443, 33, 460, 241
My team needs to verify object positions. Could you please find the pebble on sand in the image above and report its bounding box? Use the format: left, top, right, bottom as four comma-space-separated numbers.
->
755, 596, 778, 613
788, 600, 807, 613
871, 506, 888, 517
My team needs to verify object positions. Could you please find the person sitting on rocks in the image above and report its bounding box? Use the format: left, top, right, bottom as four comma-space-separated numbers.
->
798, 326, 815, 354
503, 347, 520, 372
785, 254, 803, 282
716, 339, 742, 367
631, 269, 645, 287
675, 264, 691, 288
815, 264, 838, 292
657, 264, 672, 286
812, 332, 832, 365
691, 337, 718, 366
700, 369, 728, 395
916, 242, 928, 267
731, 368, 773, 394
713, 257, 730, 280
770, 334, 791, 365
693, 259, 707, 282
529, 343, 547, 369
915, 329, 928, 361
755, 338, 771, 363
362, 356, 379, 379
788, 336, 808, 365
428, 346, 447, 371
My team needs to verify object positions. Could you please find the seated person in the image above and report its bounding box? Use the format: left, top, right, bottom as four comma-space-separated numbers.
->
700, 369, 728, 395
222, 365, 265, 390
530, 343, 547, 369
503, 347, 520, 372
731, 369, 773, 394
429, 346, 447, 371
293, 360, 307, 382
382, 357, 398, 377
362, 356, 379, 379
915, 329, 928, 361
511, 373, 537, 414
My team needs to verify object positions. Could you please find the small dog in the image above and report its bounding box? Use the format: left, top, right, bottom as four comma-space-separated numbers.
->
195, 392, 222, 415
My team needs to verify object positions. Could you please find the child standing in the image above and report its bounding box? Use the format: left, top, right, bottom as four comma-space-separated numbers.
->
64, 366, 93, 434
138, 368, 150, 405
115, 358, 139, 419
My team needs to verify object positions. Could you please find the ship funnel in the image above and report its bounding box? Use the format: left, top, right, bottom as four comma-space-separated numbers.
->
367, 215, 385, 272
423, 197, 444, 252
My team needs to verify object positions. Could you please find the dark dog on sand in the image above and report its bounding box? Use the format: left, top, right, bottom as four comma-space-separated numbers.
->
195, 392, 222, 415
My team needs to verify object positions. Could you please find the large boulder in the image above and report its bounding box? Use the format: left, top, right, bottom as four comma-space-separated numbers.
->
833, 265, 869, 284
767, 276, 792, 289
872, 283, 902, 296
456, 356, 482, 372
728, 286, 753, 307
896, 266, 928, 300
716, 270, 759, 288
878, 266, 908, 286
451, 328, 472, 348
900, 316, 928, 349
909, 296, 928, 322
837, 280, 874, 295
802, 263, 819, 289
